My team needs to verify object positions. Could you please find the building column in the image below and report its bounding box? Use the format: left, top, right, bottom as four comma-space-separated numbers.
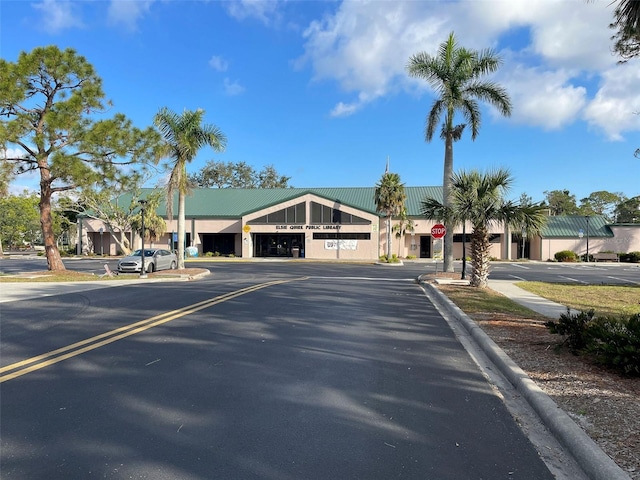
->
503, 224, 512, 260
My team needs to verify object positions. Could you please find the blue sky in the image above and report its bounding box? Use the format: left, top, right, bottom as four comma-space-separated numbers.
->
2, 0, 639, 203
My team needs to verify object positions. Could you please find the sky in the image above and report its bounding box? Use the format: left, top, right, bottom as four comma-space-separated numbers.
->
2, 0, 639, 204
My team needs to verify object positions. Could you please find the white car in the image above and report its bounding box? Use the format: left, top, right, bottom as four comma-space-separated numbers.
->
117, 249, 177, 273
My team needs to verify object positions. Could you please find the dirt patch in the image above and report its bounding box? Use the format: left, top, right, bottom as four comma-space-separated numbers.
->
437, 286, 640, 478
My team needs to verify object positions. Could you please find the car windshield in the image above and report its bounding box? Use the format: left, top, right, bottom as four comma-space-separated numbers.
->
131, 249, 156, 257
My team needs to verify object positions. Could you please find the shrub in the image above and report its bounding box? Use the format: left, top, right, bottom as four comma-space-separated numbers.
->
546, 310, 640, 376
205, 251, 214, 257
619, 251, 640, 263
545, 309, 595, 352
406, 255, 417, 260
587, 314, 640, 375
379, 254, 401, 263
554, 250, 578, 262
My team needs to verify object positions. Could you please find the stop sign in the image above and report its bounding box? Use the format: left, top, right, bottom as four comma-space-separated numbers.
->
431, 224, 446, 239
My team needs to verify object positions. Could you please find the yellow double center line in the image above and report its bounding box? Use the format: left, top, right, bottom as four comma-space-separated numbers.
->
1, 277, 306, 383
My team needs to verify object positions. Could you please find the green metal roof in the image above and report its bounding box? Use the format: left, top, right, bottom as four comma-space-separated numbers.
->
136, 186, 444, 218
540, 215, 614, 238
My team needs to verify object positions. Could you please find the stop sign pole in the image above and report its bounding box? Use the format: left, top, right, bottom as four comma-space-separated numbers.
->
431, 224, 446, 273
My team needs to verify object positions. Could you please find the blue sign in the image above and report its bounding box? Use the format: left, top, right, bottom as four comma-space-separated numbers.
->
173, 232, 178, 242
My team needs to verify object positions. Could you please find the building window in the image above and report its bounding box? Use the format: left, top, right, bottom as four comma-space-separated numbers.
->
310, 202, 370, 225
248, 202, 306, 224
453, 233, 500, 243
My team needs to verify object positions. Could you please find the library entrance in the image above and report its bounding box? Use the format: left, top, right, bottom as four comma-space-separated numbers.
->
254, 233, 304, 257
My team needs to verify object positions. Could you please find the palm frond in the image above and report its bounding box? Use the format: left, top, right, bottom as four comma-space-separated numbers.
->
426, 99, 445, 142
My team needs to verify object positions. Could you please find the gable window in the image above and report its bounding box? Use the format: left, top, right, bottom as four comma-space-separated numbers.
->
248, 202, 306, 224
310, 202, 370, 225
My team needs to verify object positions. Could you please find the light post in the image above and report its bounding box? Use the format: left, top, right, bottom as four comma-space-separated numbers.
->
99, 227, 104, 256
461, 222, 467, 280
139, 200, 147, 278
585, 215, 590, 262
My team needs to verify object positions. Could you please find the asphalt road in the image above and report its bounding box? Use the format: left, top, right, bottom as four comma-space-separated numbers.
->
0, 266, 559, 479
2, 254, 639, 285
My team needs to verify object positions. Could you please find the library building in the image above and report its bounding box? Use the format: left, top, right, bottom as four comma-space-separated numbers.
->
79, 187, 640, 262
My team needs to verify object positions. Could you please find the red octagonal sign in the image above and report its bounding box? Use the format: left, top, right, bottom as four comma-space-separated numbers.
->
431, 224, 446, 239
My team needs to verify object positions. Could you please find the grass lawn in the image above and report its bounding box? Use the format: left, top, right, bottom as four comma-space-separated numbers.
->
439, 281, 639, 319
0, 271, 131, 282
516, 282, 640, 317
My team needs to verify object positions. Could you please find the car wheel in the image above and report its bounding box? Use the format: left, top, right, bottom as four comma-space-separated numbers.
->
147, 263, 155, 273
170, 260, 177, 270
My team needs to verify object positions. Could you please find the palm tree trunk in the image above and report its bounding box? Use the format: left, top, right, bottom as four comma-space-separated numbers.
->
386, 216, 392, 258
177, 192, 186, 269
443, 133, 454, 272
470, 225, 491, 288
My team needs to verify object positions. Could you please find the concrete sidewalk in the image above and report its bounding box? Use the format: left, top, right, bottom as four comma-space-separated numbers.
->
0, 280, 148, 304
0, 270, 211, 304
488, 279, 580, 318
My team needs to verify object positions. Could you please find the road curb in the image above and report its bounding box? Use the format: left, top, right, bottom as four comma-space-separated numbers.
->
423, 283, 631, 480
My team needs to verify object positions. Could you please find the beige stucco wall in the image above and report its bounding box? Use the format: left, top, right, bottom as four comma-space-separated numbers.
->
241, 194, 380, 260
76, 203, 640, 262
81, 218, 130, 255
156, 218, 242, 255
538, 231, 640, 261
390, 219, 507, 260
608, 226, 640, 253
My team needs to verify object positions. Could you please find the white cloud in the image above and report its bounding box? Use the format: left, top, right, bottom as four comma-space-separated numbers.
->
1, 149, 38, 195
107, 0, 155, 31
209, 55, 229, 72
299, 1, 448, 114
583, 64, 640, 141
502, 65, 587, 130
0, 148, 26, 160
33, 0, 84, 33
330, 101, 360, 118
461, 1, 614, 69
527, 5, 614, 70
297, 0, 637, 140
223, 78, 245, 96
224, 0, 281, 26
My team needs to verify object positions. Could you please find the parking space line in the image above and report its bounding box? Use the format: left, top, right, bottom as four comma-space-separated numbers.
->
0, 277, 307, 383
607, 276, 639, 285
559, 276, 588, 284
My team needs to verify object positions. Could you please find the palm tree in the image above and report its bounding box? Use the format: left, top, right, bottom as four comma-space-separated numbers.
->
374, 172, 406, 260
422, 168, 547, 288
154, 107, 226, 268
392, 207, 415, 257
609, 0, 640, 61
407, 32, 512, 272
